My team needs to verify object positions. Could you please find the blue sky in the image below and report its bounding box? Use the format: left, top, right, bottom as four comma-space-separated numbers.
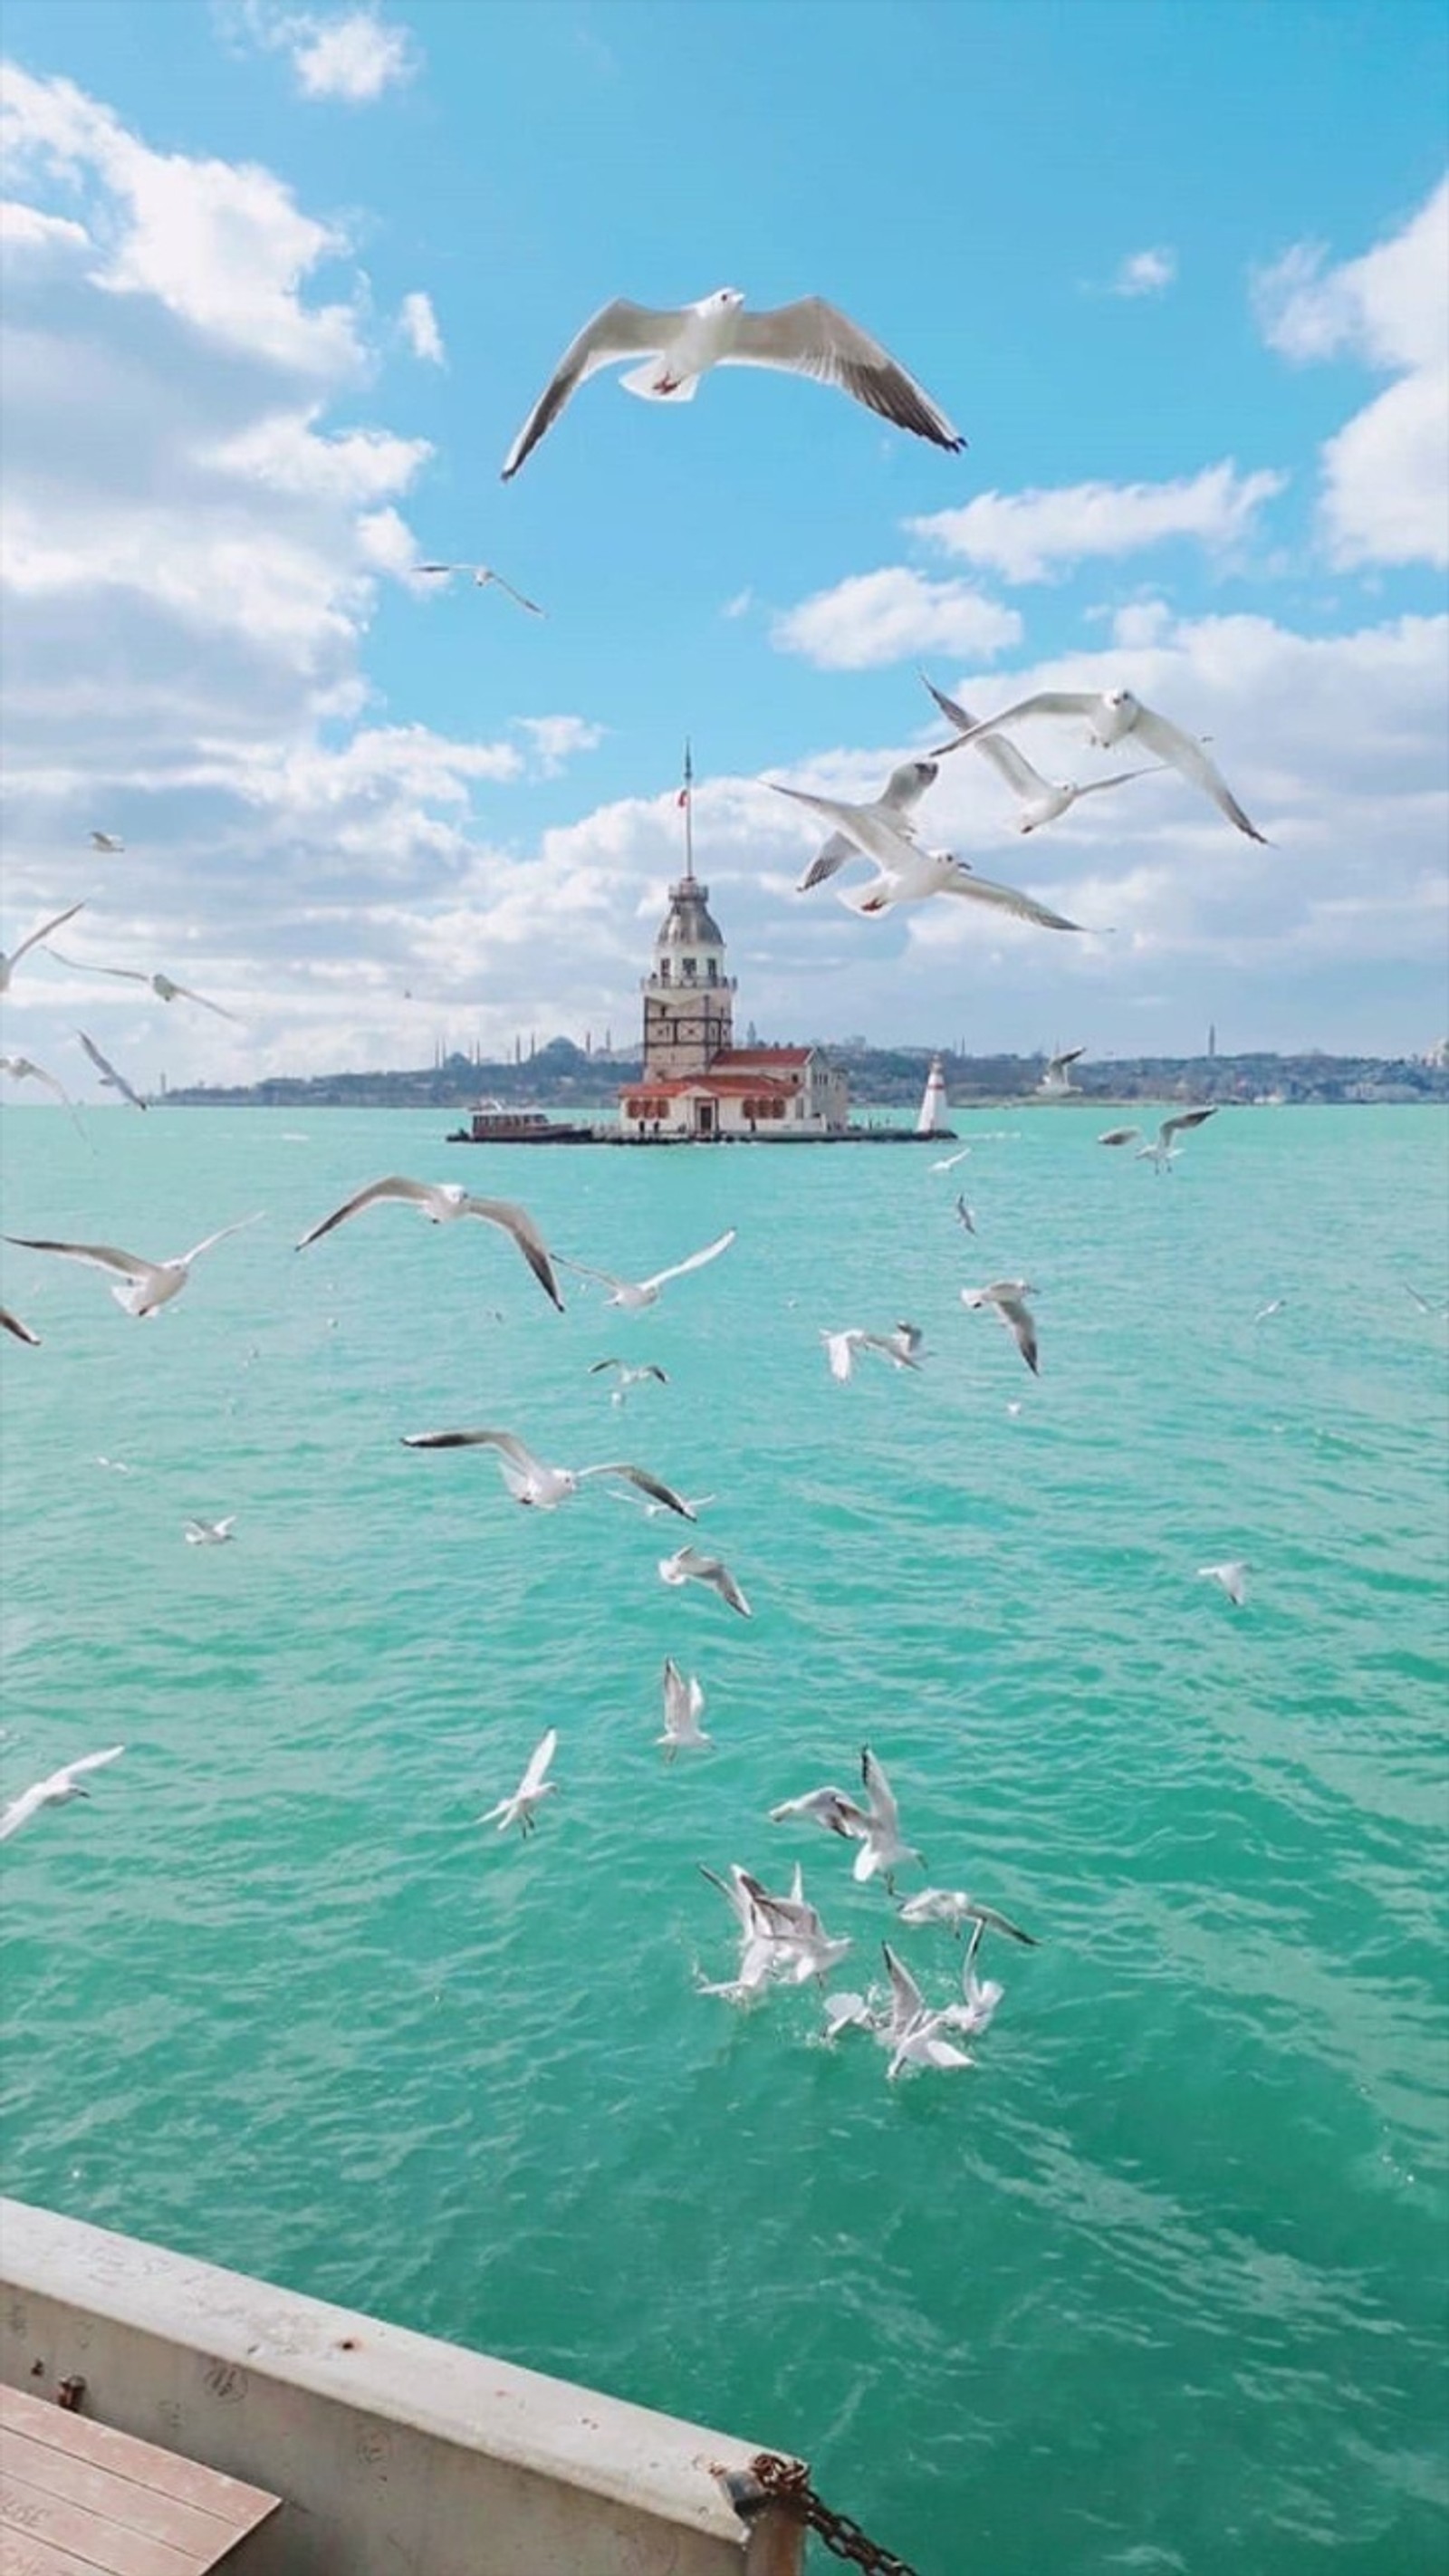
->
1, 0, 1445, 1085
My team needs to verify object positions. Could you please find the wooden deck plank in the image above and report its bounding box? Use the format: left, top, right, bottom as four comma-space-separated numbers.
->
0, 2469, 200, 2575
0, 2394, 276, 2537
0, 2532, 112, 2576
3, 2431, 240, 2560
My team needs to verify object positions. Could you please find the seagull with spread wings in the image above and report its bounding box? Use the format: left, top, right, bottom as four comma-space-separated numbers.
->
402, 1426, 696, 1519
480, 1729, 559, 1837
930, 685, 1267, 842
923, 677, 1162, 832
1099, 1107, 1217, 1171
1, 1745, 125, 1844
50, 954, 240, 1020
416, 562, 544, 615
501, 287, 963, 479
657, 1545, 752, 1617
1, 901, 86, 995
776, 782, 1088, 930
297, 1176, 562, 1311
793, 759, 939, 893
3, 1215, 263, 1318
657, 1658, 710, 1760
562, 1227, 735, 1311
961, 1279, 1041, 1375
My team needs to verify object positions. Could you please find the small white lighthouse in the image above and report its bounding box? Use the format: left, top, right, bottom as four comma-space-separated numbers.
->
916, 1054, 950, 1134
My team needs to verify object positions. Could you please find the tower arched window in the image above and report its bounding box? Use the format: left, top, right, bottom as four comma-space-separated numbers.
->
658, 957, 671, 985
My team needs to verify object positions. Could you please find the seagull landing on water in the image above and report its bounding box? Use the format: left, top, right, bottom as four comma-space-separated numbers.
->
184, 1517, 235, 1545
480, 1729, 558, 1837
922, 677, 1164, 833
501, 288, 964, 480
657, 1545, 752, 1617
0, 902, 86, 995
78, 1031, 147, 1111
1099, 1108, 1217, 1172
0, 1745, 125, 1843
561, 1229, 735, 1311
3, 1215, 263, 1319
657, 1657, 710, 1760
1197, 1559, 1249, 1607
402, 1427, 696, 1519
962, 1280, 1040, 1376
416, 562, 544, 615
296, 1177, 562, 1311
880, 1944, 974, 2081
794, 760, 939, 894
932, 687, 1267, 843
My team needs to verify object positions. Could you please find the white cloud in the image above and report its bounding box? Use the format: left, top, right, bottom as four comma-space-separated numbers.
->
0, 197, 90, 256
398, 287, 444, 365
227, 5, 419, 103
908, 463, 1288, 584
1253, 178, 1449, 570
1107, 245, 1177, 299
771, 569, 1022, 671
513, 716, 607, 777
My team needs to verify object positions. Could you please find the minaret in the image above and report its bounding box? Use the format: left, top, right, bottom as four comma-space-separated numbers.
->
640, 743, 735, 1080
916, 1053, 949, 1134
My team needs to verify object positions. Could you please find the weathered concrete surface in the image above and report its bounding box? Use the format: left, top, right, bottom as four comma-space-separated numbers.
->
0, 2198, 802, 2575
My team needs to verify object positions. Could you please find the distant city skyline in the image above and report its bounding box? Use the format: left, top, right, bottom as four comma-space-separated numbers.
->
0, 2, 1445, 1092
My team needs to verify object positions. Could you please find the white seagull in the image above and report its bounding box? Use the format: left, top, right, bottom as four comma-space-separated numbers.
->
930, 1145, 972, 1173
1253, 1298, 1288, 1323
778, 787, 1088, 930
480, 1728, 558, 1837
3, 1215, 263, 1319
1039, 1043, 1087, 1094
184, 1517, 236, 1545
880, 1943, 974, 2081
1, 1306, 41, 1347
1, 1745, 125, 1844
501, 287, 964, 479
1, 901, 86, 995
657, 1545, 752, 1616
90, 831, 124, 853
562, 1227, 735, 1311
931, 687, 1267, 842
589, 1358, 668, 1407
416, 562, 545, 614
820, 1323, 923, 1383
657, 1657, 709, 1759
1197, 1559, 1249, 1607
794, 759, 939, 893
1, 1053, 77, 1110
962, 1279, 1040, 1376
1099, 1107, 1217, 1171
772, 1746, 924, 1892
923, 678, 1161, 832
297, 1177, 563, 1310
78, 1029, 147, 1110
897, 1887, 1038, 1945
402, 1426, 696, 1519
52, 954, 241, 1020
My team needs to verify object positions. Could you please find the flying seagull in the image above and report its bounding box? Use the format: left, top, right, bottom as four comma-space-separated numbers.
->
402, 1425, 696, 1519
777, 786, 1087, 929
1197, 1559, 1249, 1607
961, 1278, 1040, 1375
50, 955, 241, 1021
922, 677, 1161, 832
296, 1177, 562, 1311
0, 1744, 125, 1844
184, 1517, 236, 1545
78, 1030, 147, 1110
820, 1324, 923, 1383
1039, 1043, 1087, 1094
954, 1197, 976, 1235
1252, 1298, 1288, 1323
89, 831, 124, 853
0, 1306, 41, 1347
657, 1545, 752, 1617
562, 1227, 735, 1311
1, 1053, 82, 1125
416, 562, 544, 615
930, 687, 1267, 842
3, 1215, 263, 1319
772, 1747, 924, 1893
657, 1657, 710, 1759
1099, 1107, 1217, 1171
930, 1145, 972, 1173
795, 759, 939, 893
0, 901, 86, 995
481, 1728, 558, 1836
589, 1358, 669, 1406
501, 287, 964, 479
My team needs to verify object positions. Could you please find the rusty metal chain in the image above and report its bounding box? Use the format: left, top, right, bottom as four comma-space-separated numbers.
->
742, 2450, 922, 2576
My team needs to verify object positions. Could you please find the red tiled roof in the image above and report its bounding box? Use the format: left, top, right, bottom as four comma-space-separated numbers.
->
618, 1072, 797, 1100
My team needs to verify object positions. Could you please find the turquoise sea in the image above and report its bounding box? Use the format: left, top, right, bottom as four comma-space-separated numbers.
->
1, 1102, 1446, 2574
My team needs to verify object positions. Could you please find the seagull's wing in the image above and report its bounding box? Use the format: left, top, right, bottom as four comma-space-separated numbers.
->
501, 299, 679, 480
798, 831, 861, 894
77, 1032, 146, 1110
938, 870, 1088, 933
638, 1228, 736, 1295
556, 1254, 629, 1294
770, 783, 916, 870
0, 1783, 49, 1841
59, 1745, 126, 1788
1159, 1108, 1218, 1144
860, 1746, 901, 1838
726, 298, 964, 452
857, 1332, 921, 1371
518, 1728, 558, 1798
821, 1329, 861, 1381
1098, 1127, 1144, 1148
1068, 765, 1162, 800
175, 1214, 263, 1268
164, 980, 242, 1023
480, 569, 545, 617
461, 1196, 563, 1311
928, 691, 1098, 759
1129, 706, 1268, 842
881, 1941, 927, 2038
578, 1463, 696, 1520
2, 1234, 152, 1283
7, 902, 88, 971
921, 677, 1051, 797
588, 1358, 623, 1377
702, 1555, 752, 1617
878, 759, 939, 813
967, 1901, 1038, 1948
296, 1177, 436, 1250
0, 1306, 41, 1346
0, 1054, 73, 1107
993, 1293, 1040, 1375
401, 1426, 541, 1469
50, 955, 150, 983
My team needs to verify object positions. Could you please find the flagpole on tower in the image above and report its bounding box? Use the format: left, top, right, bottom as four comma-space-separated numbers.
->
680, 739, 695, 883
